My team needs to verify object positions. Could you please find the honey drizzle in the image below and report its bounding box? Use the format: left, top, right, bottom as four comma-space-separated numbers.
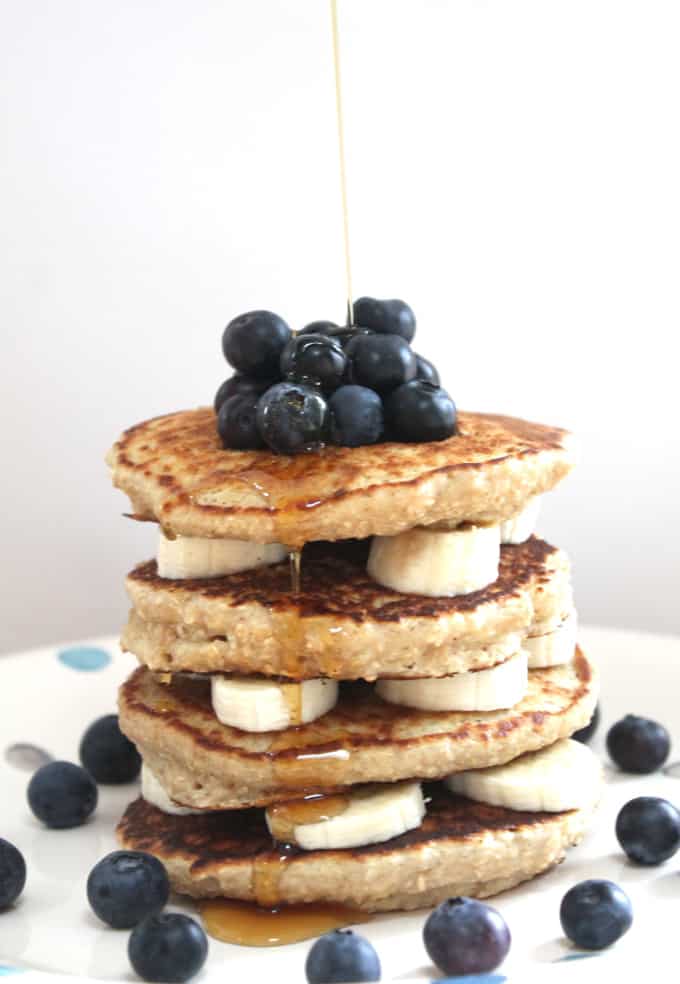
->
198, 898, 370, 947
252, 843, 297, 908
281, 680, 303, 727
267, 792, 350, 844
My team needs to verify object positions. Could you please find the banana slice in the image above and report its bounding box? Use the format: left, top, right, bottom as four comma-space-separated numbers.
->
141, 764, 201, 816
500, 496, 542, 544
211, 676, 338, 732
157, 532, 287, 579
445, 738, 602, 812
375, 651, 527, 711
525, 612, 578, 668
266, 782, 425, 850
367, 524, 500, 597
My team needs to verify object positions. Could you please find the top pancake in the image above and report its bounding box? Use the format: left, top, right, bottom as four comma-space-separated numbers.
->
106, 408, 575, 545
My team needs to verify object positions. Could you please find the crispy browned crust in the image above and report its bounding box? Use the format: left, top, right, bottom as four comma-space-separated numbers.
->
122, 538, 573, 679
116, 786, 596, 911
118, 648, 597, 810
106, 409, 575, 545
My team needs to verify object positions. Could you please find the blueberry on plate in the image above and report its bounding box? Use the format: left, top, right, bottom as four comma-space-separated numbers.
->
0, 838, 26, 908
353, 297, 416, 342
560, 879, 632, 950
214, 374, 274, 413
606, 714, 670, 773
414, 354, 440, 387
423, 896, 511, 977
79, 714, 141, 784
345, 333, 416, 394
616, 796, 680, 865
572, 703, 600, 743
281, 333, 347, 393
328, 385, 384, 447
385, 380, 456, 443
256, 381, 328, 454
222, 310, 291, 379
27, 760, 98, 829
305, 929, 380, 984
87, 850, 170, 929
217, 392, 267, 450
129, 912, 208, 983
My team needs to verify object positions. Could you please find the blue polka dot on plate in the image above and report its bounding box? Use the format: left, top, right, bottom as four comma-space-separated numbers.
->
57, 646, 111, 671
435, 976, 507, 983
0, 967, 25, 977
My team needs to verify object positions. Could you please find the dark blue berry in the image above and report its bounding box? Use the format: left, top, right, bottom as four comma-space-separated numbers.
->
385, 380, 456, 442
616, 797, 680, 865
346, 333, 416, 394
128, 912, 208, 983
353, 297, 416, 342
281, 333, 347, 393
305, 929, 380, 984
328, 385, 384, 447
299, 320, 341, 336
217, 392, 266, 450
256, 382, 328, 454
79, 714, 141, 784
27, 761, 98, 829
214, 375, 274, 413
87, 850, 170, 929
415, 354, 440, 386
560, 880, 632, 950
606, 714, 670, 773
0, 838, 26, 909
573, 703, 600, 743
423, 896, 511, 977
222, 310, 291, 379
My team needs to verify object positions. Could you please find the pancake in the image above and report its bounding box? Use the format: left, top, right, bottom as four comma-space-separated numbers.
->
118, 648, 597, 810
117, 785, 596, 912
122, 537, 572, 679
106, 409, 575, 546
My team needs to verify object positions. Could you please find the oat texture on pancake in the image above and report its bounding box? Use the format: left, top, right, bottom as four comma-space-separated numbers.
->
106, 299, 599, 935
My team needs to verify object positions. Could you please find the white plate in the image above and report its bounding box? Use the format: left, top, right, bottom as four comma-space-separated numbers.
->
1, 626, 679, 983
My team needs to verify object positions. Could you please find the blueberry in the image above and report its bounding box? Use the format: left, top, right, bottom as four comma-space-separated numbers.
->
217, 392, 267, 450
0, 838, 26, 909
328, 385, 384, 447
353, 297, 416, 342
222, 310, 291, 379
27, 761, 98, 829
129, 913, 208, 983
79, 714, 141, 784
87, 850, 170, 929
299, 320, 341, 336
385, 380, 456, 443
423, 896, 511, 977
615, 796, 680, 865
415, 354, 440, 387
305, 929, 380, 984
560, 879, 632, 950
572, 703, 600, 743
281, 333, 347, 393
256, 382, 328, 454
345, 333, 416, 394
214, 374, 274, 413
606, 714, 670, 773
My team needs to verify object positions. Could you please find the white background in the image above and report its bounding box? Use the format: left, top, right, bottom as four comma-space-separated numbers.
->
1, 0, 678, 654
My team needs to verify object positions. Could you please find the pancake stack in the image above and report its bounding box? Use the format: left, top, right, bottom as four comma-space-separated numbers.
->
107, 407, 600, 919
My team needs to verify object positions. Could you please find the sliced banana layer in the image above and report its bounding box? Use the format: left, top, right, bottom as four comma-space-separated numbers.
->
525, 612, 578, 668
445, 738, 602, 812
266, 782, 425, 851
367, 524, 500, 597
500, 496, 542, 544
157, 532, 287, 579
141, 764, 201, 816
211, 675, 338, 732
375, 651, 528, 712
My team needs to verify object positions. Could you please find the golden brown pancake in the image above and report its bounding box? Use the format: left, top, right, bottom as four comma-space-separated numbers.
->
117, 785, 596, 911
118, 648, 597, 810
122, 537, 572, 679
106, 409, 575, 545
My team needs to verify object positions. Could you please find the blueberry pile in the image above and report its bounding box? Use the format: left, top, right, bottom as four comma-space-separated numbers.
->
215, 298, 456, 454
